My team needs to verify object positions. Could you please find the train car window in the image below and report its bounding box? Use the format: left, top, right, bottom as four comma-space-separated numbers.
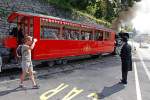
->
98, 33, 103, 41
94, 32, 100, 40
75, 31, 81, 40
70, 31, 78, 40
85, 32, 90, 40
81, 31, 91, 40
29, 18, 33, 36
65, 30, 72, 40
41, 26, 59, 40
89, 33, 94, 40
62, 29, 69, 40
81, 32, 85, 40
103, 32, 110, 40
40, 19, 60, 40
63, 29, 80, 40
24, 20, 28, 35
23, 18, 33, 36
94, 32, 103, 41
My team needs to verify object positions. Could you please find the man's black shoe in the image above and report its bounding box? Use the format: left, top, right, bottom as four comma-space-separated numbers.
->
120, 79, 127, 84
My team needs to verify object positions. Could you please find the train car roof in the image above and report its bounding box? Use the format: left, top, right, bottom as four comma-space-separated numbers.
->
8, 11, 114, 32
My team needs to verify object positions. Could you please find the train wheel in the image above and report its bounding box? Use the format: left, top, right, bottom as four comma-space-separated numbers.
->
91, 55, 99, 58
62, 59, 68, 65
47, 61, 55, 67
55, 60, 62, 65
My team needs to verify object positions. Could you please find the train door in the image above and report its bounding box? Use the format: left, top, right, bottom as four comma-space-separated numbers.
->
6, 15, 34, 59
5, 15, 34, 48
17, 16, 34, 39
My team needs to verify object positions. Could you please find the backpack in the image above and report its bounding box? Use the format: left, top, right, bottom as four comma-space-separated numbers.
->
16, 45, 22, 57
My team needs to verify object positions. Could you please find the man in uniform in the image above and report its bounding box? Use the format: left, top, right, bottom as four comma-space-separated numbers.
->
120, 36, 132, 84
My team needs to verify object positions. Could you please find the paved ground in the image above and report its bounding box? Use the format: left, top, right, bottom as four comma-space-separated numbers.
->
0, 46, 150, 100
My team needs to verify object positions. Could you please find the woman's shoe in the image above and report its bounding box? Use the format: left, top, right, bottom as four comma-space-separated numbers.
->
32, 85, 40, 89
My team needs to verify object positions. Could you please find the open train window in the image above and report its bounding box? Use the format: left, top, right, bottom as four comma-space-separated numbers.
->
81, 31, 92, 40
98, 32, 103, 41
62, 29, 80, 40
62, 29, 70, 40
40, 19, 60, 40
89, 33, 94, 40
41, 26, 59, 40
94, 31, 103, 41
103, 32, 110, 40
75, 31, 81, 40
70, 30, 80, 40
81, 32, 85, 40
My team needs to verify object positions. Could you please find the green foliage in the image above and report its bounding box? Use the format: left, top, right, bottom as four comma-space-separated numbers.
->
95, 0, 107, 19
75, 10, 111, 27
94, 0, 116, 22
70, 0, 96, 10
43, 0, 141, 26
44, 0, 72, 10
86, 4, 96, 16
105, 0, 116, 22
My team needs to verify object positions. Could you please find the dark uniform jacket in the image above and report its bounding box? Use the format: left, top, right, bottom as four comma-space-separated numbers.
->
120, 43, 132, 71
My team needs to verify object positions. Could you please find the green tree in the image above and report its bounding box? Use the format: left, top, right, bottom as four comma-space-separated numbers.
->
105, 0, 115, 22
70, 0, 96, 10
94, 0, 107, 19
86, 4, 97, 16
94, 0, 115, 22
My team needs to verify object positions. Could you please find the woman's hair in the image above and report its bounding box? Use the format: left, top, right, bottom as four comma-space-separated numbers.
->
24, 36, 33, 43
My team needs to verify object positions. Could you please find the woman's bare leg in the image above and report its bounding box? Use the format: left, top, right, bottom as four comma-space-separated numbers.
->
20, 70, 26, 85
28, 68, 36, 86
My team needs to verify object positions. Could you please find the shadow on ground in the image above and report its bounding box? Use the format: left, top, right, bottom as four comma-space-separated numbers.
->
98, 82, 125, 99
0, 87, 35, 96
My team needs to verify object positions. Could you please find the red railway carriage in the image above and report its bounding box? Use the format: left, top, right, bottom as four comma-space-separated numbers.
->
1, 11, 115, 70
